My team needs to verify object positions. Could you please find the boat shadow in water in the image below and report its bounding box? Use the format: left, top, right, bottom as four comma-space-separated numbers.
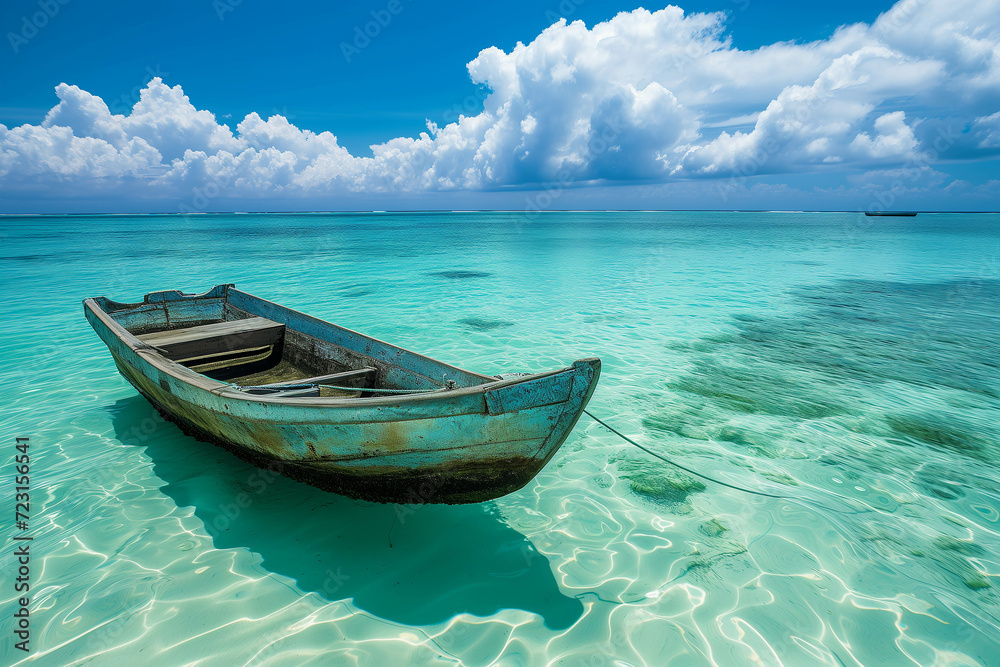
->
108, 397, 583, 630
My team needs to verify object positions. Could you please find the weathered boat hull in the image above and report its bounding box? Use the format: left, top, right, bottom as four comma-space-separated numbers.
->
85, 286, 600, 504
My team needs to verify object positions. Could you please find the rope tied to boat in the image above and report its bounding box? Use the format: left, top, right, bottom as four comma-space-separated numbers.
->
583, 410, 785, 500
583, 409, 870, 515
317, 384, 445, 394
223, 381, 455, 395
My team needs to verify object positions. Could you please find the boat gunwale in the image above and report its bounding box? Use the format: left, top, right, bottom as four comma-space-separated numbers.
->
84, 288, 589, 410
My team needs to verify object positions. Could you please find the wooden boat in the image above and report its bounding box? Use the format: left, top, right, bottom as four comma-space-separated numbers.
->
84, 285, 600, 504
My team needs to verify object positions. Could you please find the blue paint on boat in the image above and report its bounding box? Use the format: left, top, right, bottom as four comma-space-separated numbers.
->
84, 284, 601, 503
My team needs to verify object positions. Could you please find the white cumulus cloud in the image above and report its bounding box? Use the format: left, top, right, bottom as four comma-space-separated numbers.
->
1, 0, 998, 205
974, 111, 1000, 148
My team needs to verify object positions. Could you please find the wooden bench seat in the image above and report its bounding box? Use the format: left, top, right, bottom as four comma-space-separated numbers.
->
136, 317, 284, 361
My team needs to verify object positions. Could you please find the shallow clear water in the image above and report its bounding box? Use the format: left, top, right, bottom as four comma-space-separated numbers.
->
1, 211, 998, 666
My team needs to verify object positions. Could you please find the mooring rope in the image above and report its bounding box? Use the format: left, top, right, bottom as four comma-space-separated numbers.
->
228, 382, 444, 395
583, 410, 786, 499
317, 384, 443, 394
583, 409, 871, 515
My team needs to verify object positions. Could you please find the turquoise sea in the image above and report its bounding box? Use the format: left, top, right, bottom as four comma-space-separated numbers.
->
1, 211, 998, 666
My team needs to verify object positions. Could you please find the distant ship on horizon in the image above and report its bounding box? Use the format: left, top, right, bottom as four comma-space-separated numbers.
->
865, 211, 918, 216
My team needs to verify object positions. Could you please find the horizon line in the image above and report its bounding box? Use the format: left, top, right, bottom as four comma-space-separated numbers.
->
2, 209, 998, 217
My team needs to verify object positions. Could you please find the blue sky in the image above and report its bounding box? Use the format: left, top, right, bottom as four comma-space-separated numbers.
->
1, 0, 998, 212
1, 0, 897, 153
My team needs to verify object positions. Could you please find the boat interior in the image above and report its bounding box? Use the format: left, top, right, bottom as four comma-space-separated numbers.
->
134, 315, 369, 398
94, 289, 489, 398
